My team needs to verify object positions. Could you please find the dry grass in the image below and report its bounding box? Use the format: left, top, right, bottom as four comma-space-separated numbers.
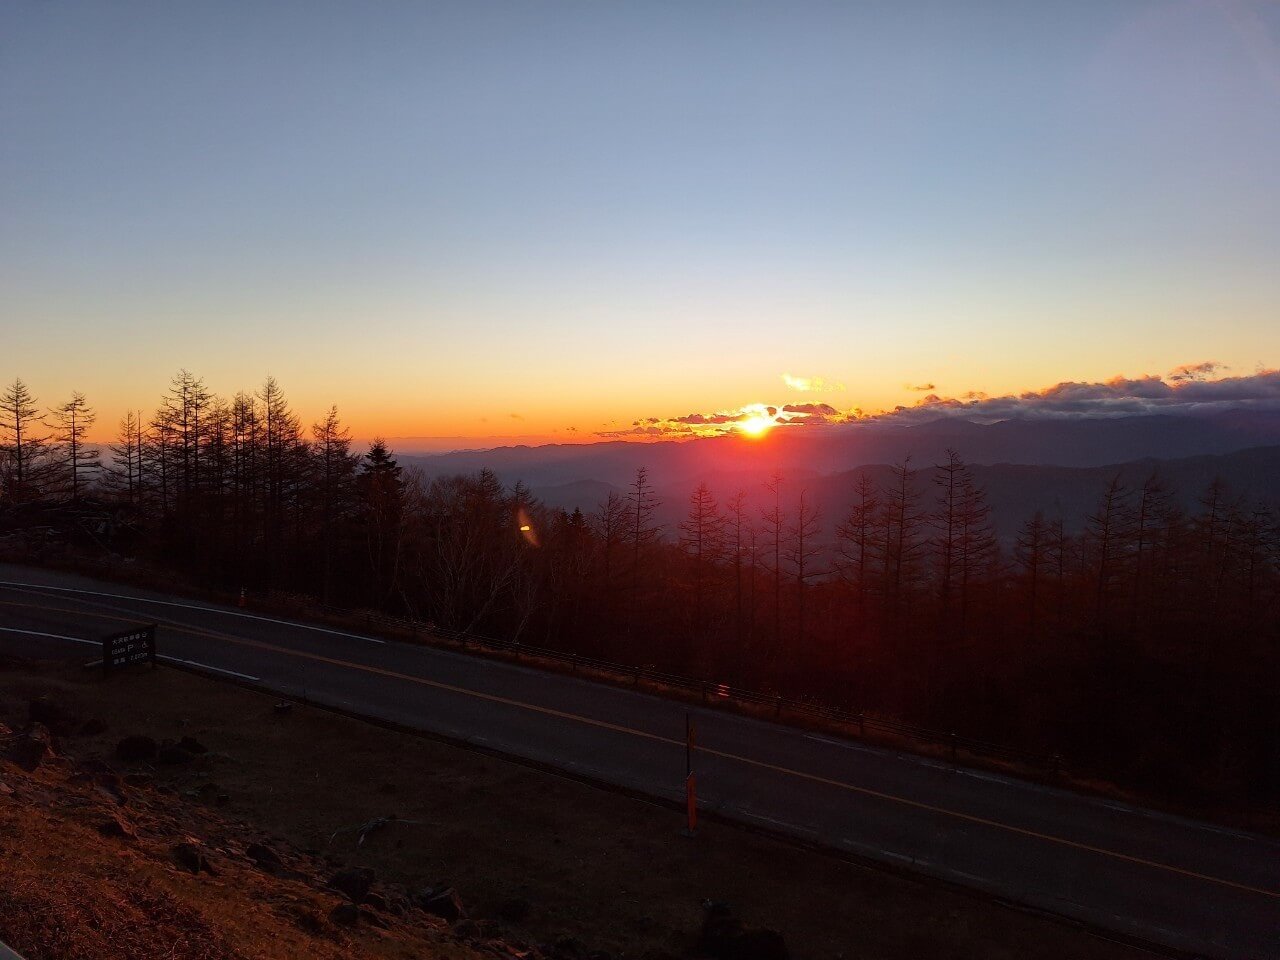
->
0, 662, 1151, 960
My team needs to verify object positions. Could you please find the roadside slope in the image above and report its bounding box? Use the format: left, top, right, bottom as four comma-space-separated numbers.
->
0, 661, 1149, 960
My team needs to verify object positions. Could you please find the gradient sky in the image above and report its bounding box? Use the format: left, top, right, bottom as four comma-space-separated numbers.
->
2, 1, 1278, 447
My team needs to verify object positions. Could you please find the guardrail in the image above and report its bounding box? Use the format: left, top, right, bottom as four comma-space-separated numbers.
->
264, 592, 1062, 774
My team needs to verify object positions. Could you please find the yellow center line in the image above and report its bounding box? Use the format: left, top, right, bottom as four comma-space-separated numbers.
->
5, 595, 1277, 900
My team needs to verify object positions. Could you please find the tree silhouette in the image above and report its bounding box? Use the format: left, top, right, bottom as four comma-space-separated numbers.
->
50, 392, 98, 502
0, 378, 51, 504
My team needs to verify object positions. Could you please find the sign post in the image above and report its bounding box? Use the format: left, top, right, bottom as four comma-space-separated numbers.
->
101, 624, 157, 675
684, 711, 697, 836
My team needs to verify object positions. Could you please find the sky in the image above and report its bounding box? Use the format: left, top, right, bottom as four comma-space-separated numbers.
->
2, 1, 1278, 449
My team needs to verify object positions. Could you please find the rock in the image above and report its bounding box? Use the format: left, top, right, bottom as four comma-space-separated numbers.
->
0, 780, 14, 797
177, 735, 208, 754
97, 815, 136, 840
362, 891, 387, 911
116, 735, 158, 763
273, 701, 293, 717
699, 902, 742, 957
246, 842, 282, 871
92, 772, 128, 806
550, 938, 584, 959
79, 717, 108, 736
697, 902, 787, 960
157, 744, 194, 765
357, 906, 388, 928
28, 696, 76, 736
416, 885, 466, 921
497, 896, 531, 924
172, 842, 217, 875
291, 906, 327, 934
329, 902, 360, 927
452, 918, 481, 940
728, 930, 788, 960
329, 866, 376, 903
4, 723, 55, 772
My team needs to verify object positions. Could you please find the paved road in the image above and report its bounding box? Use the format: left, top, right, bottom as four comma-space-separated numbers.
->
1, 564, 1277, 959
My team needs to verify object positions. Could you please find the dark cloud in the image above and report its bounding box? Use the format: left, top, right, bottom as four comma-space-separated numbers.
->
1169, 360, 1225, 382
906, 383, 936, 392
674, 411, 748, 425
601, 367, 1280, 440
871, 368, 1280, 424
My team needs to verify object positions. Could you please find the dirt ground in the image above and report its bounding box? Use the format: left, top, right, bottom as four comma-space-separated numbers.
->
0, 661, 1150, 959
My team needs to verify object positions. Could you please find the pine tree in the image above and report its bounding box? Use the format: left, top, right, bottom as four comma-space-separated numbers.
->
786, 488, 822, 647
107, 411, 145, 503
50, 391, 98, 502
679, 481, 725, 636
359, 438, 404, 605
311, 405, 358, 602
0, 378, 52, 503
625, 466, 661, 635
760, 472, 786, 656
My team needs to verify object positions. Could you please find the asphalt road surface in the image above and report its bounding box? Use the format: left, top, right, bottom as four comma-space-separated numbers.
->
1, 564, 1276, 959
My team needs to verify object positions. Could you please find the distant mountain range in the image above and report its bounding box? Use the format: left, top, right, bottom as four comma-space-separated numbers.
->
400, 410, 1280, 542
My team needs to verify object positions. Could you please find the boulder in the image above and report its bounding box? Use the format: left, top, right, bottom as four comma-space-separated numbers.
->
732, 930, 788, 960
79, 717, 108, 736
416, 885, 466, 921
115, 735, 158, 763
28, 695, 77, 736
97, 815, 136, 840
4, 723, 55, 772
697, 902, 788, 960
497, 896, 531, 924
157, 743, 194, 765
329, 866, 376, 903
246, 842, 283, 872
698, 902, 742, 957
177, 735, 208, 754
291, 906, 327, 934
329, 902, 360, 927
172, 842, 217, 875
92, 772, 128, 806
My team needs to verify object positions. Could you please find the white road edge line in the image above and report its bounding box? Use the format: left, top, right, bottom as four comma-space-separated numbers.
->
0, 627, 259, 682
156, 655, 259, 682
0, 580, 385, 644
0, 626, 97, 646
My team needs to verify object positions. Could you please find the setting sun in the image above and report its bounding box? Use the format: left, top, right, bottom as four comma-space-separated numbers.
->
738, 414, 774, 437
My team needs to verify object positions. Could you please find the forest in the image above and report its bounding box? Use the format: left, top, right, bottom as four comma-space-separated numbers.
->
2, 373, 1278, 806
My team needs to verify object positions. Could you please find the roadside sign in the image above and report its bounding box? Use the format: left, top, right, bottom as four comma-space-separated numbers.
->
102, 624, 157, 674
